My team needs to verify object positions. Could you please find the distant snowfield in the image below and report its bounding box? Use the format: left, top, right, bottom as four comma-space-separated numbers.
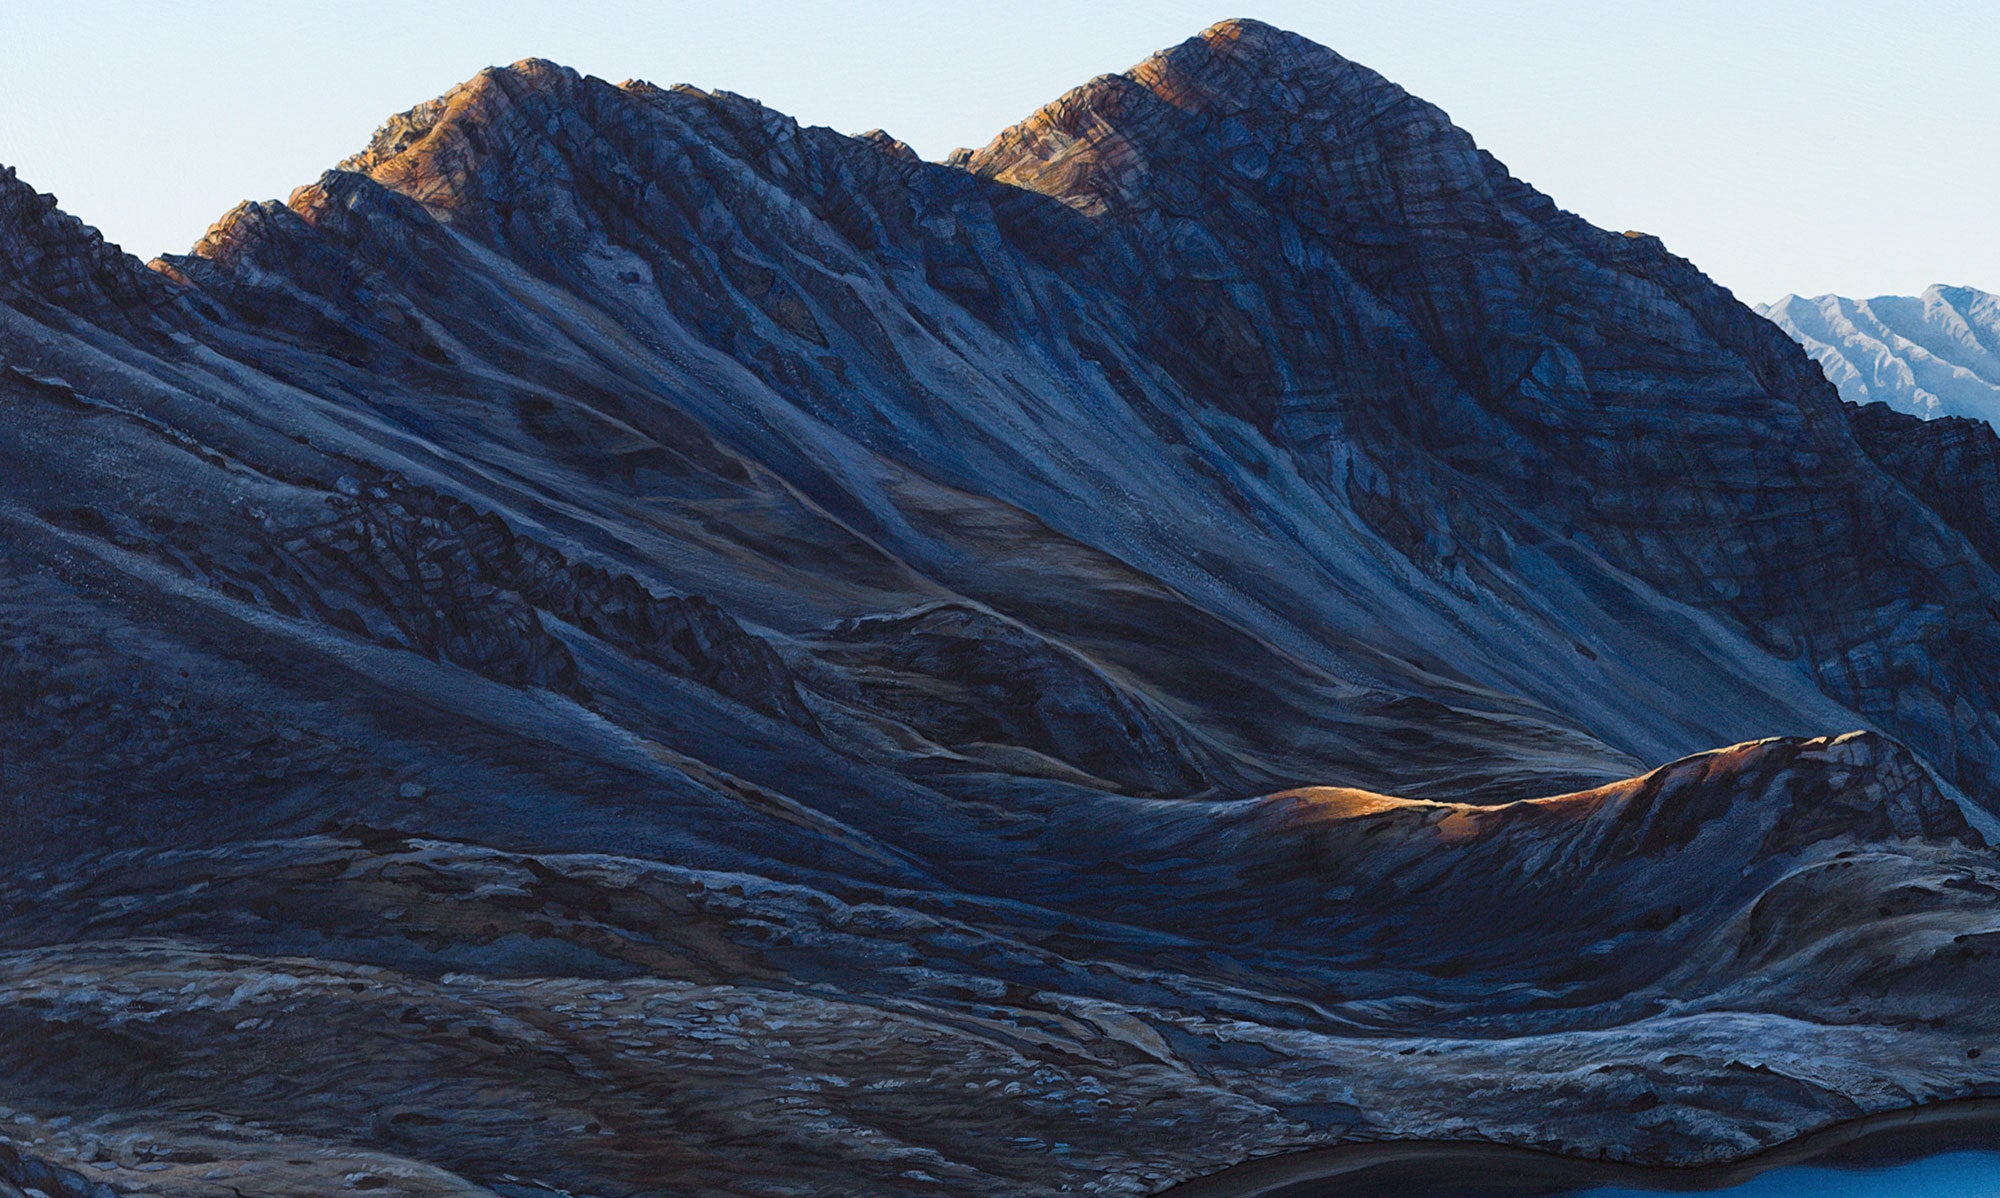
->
1760, 285, 2000, 426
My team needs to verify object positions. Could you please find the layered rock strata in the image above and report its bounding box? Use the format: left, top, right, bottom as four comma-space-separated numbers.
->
2, 18, 1999, 1197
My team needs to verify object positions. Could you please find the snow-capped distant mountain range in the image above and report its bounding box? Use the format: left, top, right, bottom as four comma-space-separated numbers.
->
1760, 284, 2000, 426
14, 19, 2000, 1195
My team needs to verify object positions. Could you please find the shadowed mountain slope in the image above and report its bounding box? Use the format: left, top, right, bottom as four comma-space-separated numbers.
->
4, 17, 2000, 1198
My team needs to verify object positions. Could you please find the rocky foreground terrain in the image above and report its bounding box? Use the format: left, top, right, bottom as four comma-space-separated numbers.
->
6, 18, 2000, 1197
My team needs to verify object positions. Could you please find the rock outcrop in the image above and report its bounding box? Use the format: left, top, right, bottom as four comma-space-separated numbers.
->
2, 17, 2000, 1198
0, 164, 183, 334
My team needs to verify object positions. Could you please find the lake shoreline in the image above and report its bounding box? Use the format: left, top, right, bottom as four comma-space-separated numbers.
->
1162, 1097, 2000, 1197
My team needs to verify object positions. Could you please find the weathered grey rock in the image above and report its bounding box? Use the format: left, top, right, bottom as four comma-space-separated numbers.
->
2, 16, 2000, 1198
0, 165, 182, 335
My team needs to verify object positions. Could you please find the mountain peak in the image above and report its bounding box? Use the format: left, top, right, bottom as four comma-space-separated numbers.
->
334, 57, 602, 218
1134, 17, 1395, 114
1197, 15, 1289, 40
967, 19, 1447, 222
1763, 281, 2000, 425
1927, 281, 1999, 308
0, 162, 184, 331
17, 22, 2000, 1198
855, 128, 921, 163
1176, 15, 1345, 68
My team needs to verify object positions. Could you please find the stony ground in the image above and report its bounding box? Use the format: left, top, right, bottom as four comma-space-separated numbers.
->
5, 18, 2000, 1197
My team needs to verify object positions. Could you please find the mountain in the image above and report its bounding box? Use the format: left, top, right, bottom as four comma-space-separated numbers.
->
5, 18, 2000, 1197
1761, 285, 2000, 425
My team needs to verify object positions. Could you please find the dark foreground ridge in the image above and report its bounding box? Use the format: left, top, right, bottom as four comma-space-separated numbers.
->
4, 17, 2000, 1197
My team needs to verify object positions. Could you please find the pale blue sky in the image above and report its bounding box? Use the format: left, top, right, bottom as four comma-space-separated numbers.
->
0, 1, 1991, 304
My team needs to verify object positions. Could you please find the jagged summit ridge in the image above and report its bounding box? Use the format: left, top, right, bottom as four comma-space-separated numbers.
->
60, 20, 2000, 815
0, 162, 183, 331
968, 17, 1442, 218
6, 21, 2000, 1198
1135, 16, 1409, 117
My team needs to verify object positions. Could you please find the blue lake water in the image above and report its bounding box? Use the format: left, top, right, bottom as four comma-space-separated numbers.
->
1193, 1111, 2000, 1198
1572, 1150, 2000, 1196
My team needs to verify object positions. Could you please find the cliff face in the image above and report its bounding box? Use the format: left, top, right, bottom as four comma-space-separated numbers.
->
968, 21, 2000, 801
4, 18, 2000, 1198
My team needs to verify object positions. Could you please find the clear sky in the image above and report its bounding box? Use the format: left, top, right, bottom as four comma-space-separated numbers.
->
0, 1, 1991, 304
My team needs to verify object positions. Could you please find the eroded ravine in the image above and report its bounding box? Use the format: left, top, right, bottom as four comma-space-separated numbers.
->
4, 17, 2000, 1198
